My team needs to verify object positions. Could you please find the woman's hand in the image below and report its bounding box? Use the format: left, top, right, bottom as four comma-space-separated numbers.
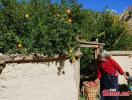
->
123, 74, 129, 80
94, 78, 99, 84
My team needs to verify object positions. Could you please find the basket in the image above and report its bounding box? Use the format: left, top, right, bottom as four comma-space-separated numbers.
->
83, 81, 99, 100
86, 86, 98, 98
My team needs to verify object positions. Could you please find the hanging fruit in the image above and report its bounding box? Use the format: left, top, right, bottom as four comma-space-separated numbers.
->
25, 14, 29, 18
65, 9, 73, 24
68, 18, 72, 23
56, 13, 60, 17
69, 49, 72, 53
68, 48, 73, 53
17, 43, 22, 48
70, 57, 76, 63
65, 9, 72, 14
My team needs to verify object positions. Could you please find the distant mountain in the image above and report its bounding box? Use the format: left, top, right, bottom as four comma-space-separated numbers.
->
121, 6, 132, 35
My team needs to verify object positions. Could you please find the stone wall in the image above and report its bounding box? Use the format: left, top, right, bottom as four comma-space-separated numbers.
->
0, 60, 80, 100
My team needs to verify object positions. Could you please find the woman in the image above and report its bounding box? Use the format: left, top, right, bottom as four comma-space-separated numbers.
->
97, 52, 128, 100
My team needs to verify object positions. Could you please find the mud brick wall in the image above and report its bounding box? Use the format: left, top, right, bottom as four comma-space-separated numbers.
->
0, 60, 80, 100
112, 56, 132, 84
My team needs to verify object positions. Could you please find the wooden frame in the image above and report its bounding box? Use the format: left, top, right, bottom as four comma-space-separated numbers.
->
79, 41, 105, 59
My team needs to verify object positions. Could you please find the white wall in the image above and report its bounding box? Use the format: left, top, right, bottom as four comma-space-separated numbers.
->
112, 56, 132, 84
0, 60, 80, 100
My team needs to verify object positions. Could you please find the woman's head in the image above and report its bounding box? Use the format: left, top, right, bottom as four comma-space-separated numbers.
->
98, 51, 111, 61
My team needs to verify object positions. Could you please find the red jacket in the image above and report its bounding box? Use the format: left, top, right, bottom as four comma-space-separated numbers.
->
98, 58, 124, 80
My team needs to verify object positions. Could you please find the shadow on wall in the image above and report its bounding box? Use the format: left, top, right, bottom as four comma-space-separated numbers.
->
0, 63, 6, 74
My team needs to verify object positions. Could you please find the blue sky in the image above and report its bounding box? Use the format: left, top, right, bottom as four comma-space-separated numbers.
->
21, 0, 132, 14
78, 0, 132, 14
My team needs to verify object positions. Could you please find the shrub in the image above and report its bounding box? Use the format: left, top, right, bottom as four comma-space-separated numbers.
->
0, 0, 81, 57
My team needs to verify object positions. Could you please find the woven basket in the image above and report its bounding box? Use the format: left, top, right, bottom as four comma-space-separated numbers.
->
86, 86, 98, 98
83, 82, 99, 100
